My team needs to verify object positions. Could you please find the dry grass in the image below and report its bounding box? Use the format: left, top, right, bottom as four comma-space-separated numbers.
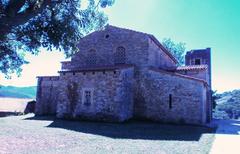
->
0, 114, 216, 154
0, 97, 32, 112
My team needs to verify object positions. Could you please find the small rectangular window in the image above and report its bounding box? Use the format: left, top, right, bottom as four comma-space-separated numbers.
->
82, 88, 93, 106
169, 94, 172, 109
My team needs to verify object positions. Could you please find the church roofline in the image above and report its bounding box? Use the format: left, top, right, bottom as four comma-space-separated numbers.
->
61, 61, 71, 63
106, 25, 178, 64
186, 48, 211, 54
59, 64, 134, 73
148, 35, 178, 64
37, 76, 59, 78
78, 25, 178, 65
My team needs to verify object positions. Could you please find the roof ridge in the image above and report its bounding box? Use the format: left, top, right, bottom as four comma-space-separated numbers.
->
83, 25, 178, 64
148, 35, 178, 64
106, 25, 152, 36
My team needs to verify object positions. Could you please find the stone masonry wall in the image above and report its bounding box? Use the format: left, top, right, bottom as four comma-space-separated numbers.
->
35, 76, 60, 115
147, 38, 176, 69
177, 69, 210, 86
70, 26, 149, 69
56, 67, 134, 122
134, 69, 207, 124
177, 68, 212, 122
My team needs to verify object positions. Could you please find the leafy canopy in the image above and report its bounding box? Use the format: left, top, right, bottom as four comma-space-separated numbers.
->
0, 0, 115, 78
214, 90, 240, 120
162, 38, 186, 66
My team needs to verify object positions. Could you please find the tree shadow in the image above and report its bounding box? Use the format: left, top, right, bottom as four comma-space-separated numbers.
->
24, 116, 217, 141
24, 116, 240, 138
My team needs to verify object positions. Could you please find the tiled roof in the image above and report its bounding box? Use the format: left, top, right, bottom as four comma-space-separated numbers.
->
176, 65, 208, 71
150, 68, 208, 86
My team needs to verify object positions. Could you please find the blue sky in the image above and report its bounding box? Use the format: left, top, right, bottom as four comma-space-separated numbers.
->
1, 0, 240, 92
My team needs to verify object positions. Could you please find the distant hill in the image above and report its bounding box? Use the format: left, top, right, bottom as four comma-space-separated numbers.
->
0, 85, 36, 99
214, 89, 240, 120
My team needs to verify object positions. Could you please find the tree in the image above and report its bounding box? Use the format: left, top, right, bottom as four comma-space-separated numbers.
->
0, 0, 115, 78
212, 90, 220, 110
213, 90, 240, 120
162, 38, 186, 66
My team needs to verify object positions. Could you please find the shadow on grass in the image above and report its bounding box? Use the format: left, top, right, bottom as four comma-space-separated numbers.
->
25, 116, 216, 141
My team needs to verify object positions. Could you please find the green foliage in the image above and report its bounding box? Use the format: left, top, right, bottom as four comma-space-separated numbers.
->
0, 0, 115, 78
214, 90, 240, 120
162, 38, 186, 66
211, 90, 221, 109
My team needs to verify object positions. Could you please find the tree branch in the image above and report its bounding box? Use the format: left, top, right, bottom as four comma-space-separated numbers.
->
5, 0, 26, 17
0, 0, 60, 39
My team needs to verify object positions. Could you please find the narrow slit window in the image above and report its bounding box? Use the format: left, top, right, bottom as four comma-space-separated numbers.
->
84, 91, 91, 106
169, 94, 172, 109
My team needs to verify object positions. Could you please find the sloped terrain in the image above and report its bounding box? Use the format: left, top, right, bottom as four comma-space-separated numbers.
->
214, 90, 240, 120
0, 85, 36, 99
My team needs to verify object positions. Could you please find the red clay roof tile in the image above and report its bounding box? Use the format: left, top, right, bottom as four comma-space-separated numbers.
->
176, 65, 208, 71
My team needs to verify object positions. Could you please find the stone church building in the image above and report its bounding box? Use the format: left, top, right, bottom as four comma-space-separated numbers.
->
36, 25, 212, 125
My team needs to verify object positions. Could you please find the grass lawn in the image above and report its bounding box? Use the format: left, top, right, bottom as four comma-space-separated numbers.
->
0, 98, 32, 112
0, 114, 216, 154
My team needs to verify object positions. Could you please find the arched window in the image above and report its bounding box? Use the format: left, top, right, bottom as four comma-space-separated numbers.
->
114, 46, 126, 64
86, 49, 97, 66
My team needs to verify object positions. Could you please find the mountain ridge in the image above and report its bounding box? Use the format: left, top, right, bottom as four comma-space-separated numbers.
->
0, 85, 36, 99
